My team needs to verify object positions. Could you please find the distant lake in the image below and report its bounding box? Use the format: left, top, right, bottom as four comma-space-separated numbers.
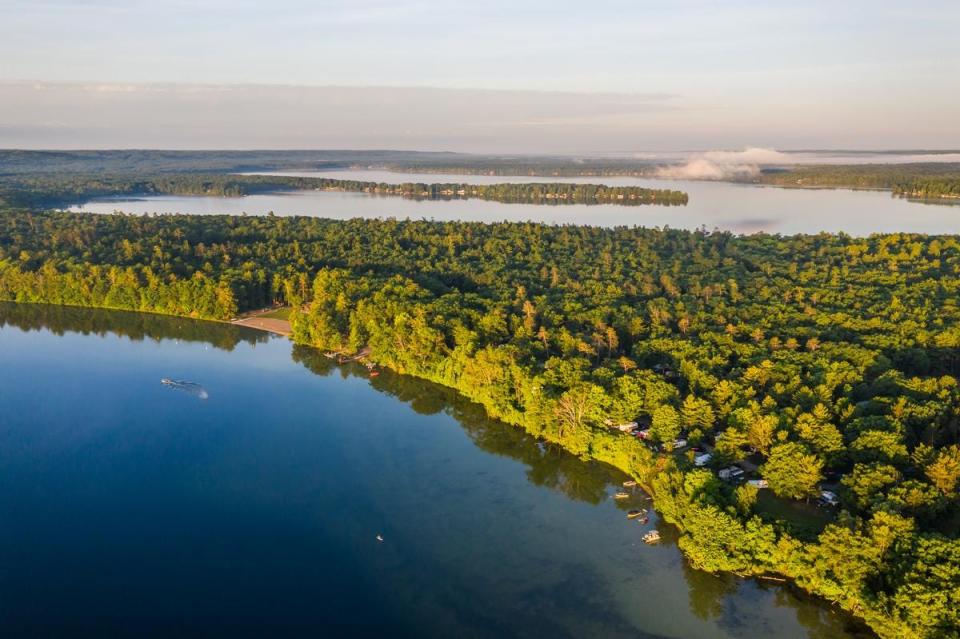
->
64, 169, 959, 236
0, 302, 871, 638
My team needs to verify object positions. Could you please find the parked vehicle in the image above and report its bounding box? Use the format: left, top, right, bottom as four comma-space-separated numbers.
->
718, 466, 745, 482
694, 453, 712, 467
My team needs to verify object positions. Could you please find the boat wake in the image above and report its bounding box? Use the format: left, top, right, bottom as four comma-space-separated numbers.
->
161, 377, 209, 400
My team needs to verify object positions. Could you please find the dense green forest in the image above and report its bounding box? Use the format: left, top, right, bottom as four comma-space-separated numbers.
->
1, 207, 959, 637
757, 163, 960, 200
0, 173, 687, 209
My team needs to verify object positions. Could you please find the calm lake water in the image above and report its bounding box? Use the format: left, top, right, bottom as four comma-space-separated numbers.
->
0, 303, 870, 638
66, 168, 959, 236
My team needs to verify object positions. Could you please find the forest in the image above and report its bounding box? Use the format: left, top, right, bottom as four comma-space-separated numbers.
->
1, 207, 959, 638
756, 163, 960, 200
0, 173, 688, 209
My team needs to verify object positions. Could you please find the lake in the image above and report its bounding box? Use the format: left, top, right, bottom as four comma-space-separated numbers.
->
66, 169, 959, 236
0, 302, 870, 638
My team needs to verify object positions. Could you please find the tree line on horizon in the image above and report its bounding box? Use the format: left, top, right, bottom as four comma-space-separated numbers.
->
756, 163, 960, 200
0, 173, 688, 210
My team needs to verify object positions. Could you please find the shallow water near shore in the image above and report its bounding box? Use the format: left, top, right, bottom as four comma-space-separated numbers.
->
0, 303, 871, 638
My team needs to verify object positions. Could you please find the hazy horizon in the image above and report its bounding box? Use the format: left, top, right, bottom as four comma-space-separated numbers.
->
2, 1, 959, 152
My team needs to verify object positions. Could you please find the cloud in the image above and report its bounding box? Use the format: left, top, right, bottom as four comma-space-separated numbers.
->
655, 147, 790, 179
0, 81, 684, 152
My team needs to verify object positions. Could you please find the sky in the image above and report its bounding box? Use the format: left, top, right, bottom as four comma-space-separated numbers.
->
0, 0, 958, 153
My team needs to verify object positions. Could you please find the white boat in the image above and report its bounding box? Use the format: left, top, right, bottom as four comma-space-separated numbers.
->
642, 530, 661, 544
160, 378, 209, 400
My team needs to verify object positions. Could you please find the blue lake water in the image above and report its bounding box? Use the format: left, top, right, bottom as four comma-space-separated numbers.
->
65, 169, 960, 236
0, 303, 871, 638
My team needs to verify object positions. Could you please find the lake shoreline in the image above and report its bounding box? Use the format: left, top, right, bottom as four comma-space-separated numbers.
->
215, 306, 884, 638
0, 298, 880, 637
62, 169, 960, 235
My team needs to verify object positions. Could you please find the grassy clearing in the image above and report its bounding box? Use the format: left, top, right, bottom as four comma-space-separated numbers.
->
755, 490, 835, 541
260, 307, 292, 320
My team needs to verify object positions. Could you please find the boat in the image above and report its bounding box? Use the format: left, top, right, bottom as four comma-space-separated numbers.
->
626, 509, 646, 519
369, 370, 380, 377
160, 378, 209, 400
613, 491, 630, 499
376, 534, 384, 542
642, 530, 661, 544
622, 480, 638, 488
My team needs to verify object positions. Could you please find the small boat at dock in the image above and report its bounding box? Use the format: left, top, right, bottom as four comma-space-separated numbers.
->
626, 509, 646, 519
613, 491, 630, 500
623, 480, 638, 488
642, 530, 661, 544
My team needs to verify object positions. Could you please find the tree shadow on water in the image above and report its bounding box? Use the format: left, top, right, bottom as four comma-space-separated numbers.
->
291, 343, 620, 505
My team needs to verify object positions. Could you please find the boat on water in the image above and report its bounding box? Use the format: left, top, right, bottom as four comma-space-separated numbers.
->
613, 491, 630, 499
160, 378, 209, 400
626, 509, 647, 519
369, 370, 380, 377
623, 480, 638, 488
642, 530, 661, 544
